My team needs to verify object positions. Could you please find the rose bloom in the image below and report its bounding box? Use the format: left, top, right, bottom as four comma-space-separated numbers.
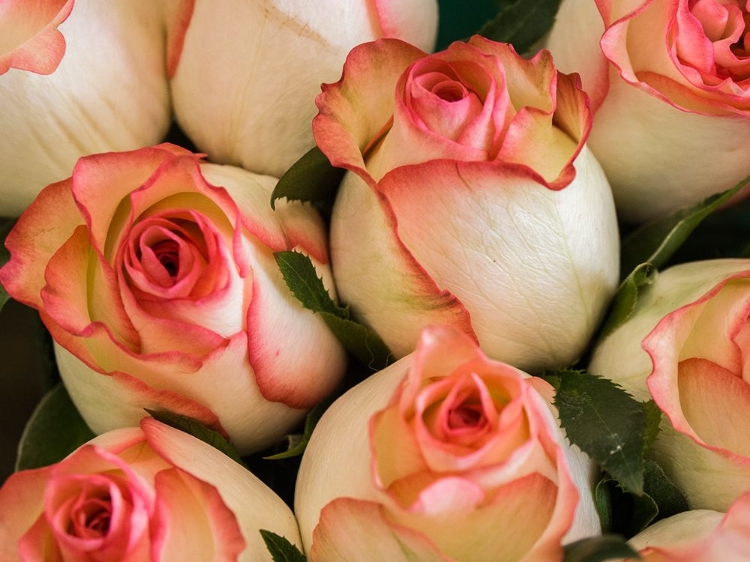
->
589, 259, 750, 511
0, 144, 346, 454
0, 0, 187, 217
295, 325, 601, 562
0, 418, 302, 561
547, 0, 750, 223
318, 36, 619, 372
612, 492, 750, 561
169, 0, 438, 178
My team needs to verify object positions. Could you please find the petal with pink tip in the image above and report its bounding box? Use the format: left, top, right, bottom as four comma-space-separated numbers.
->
0, 467, 55, 561
151, 468, 245, 562
310, 498, 449, 562
0, 0, 74, 75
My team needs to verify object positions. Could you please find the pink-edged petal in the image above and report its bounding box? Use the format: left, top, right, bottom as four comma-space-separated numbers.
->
0, 178, 82, 307
370, 404, 428, 493
0, 0, 74, 75
151, 468, 245, 562
0, 466, 56, 560
163, 0, 194, 78
330, 171, 476, 359
313, 38, 426, 177
372, 0, 438, 52
141, 418, 302, 558
388, 473, 563, 562
245, 243, 346, 409
310, 498, 450, 562
378, 152, 617, 370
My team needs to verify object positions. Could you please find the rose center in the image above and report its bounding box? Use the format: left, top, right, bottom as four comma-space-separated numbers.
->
152, 239, 180, 278
447, 401, 484, 429
432, 81, 468, 102
69, 495, 112, 539
686, 0, 750, 80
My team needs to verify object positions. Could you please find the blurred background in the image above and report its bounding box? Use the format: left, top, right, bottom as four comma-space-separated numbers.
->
0, 0, 498, 483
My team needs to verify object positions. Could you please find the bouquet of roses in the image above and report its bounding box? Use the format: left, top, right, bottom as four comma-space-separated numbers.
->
2, 0, 750, 560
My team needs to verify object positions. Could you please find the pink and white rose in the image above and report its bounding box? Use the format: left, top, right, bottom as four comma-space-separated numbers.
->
169, 0, 438, 178
613, 492, 750, 561
0, 144, 346, 454
0, 0, 188, 217
317, 36, 619, 371
295, 325, 600, 562
589, 259, 750, 511
0, 418, 302, 561
0, 0, 74, 75
547, 0, 750, 223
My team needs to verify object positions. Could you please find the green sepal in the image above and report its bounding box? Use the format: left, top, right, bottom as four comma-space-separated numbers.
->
479, 0, 563, 54
274, 251, 393, 370
145, 409, 246, 468
543, 370, 647, 494
16, 383, 96, 471
620, 174, 750, 276
562, 535, 639, 562
270, 146, 345, 212
260, 530, 307, 562
595, 263, 657, 344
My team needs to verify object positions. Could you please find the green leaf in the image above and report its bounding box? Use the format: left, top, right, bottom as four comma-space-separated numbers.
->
562, 535, 639, 562
264, 393, 336, 460
594, 459, 689, 537
16, 383, 96, 471
145, 409, 246, 468
620, 174, 750, 276
642, 400, 662, 453
0, 218, 15, 315
596, 263, 657, 344
478, 0, 563, 54
270, 146, 346, 211
260, 530, 307, 562
544, 370, 647, 494
275, 251, 393, 370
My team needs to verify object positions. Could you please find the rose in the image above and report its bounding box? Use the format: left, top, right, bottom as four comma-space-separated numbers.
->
0, 417, 302, 561
295, 325, 601, 562
317, 36, 619, 371
0, 0, 74, 75
0, 143, 346, 454
612, 493, 750, 561
546, 0, 750, 223
168, 0, 439, 179
589, 259, 750, 511
0, 0, 188, 217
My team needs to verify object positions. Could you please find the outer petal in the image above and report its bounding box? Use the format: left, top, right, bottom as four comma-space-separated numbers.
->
170, 1, 437, 179
142, 418, 303, 561
377, 147, 619, 371
310, 499, 450, 562
0, 0, 74, 75
0, 0, 171, 216
0, 467, 55, 561
330, 171, 476, 359
585, 76, 750, 222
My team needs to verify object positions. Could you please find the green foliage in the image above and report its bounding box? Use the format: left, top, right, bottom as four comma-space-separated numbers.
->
260, 530, 307, 562
275, 251, 393, 370
270, 146, 345, 214
620, 174, 750, 276
562, 535, 639, 562
145, 409, 246, 468
596, 264, 657, 344
16, 383, 96, 471
264, 393, 335, 460
543, 370, 653, 495
478, 0, 563, 54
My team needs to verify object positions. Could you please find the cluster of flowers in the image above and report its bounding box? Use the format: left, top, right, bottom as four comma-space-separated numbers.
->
1, 0, 750, 560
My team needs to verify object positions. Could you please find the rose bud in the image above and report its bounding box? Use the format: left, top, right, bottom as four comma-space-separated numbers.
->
317, 36, 619, 372
168, 0, 439, 178
613, 493, 750, 561
0, 0, 186, 217
589, 259, 750, 511
0, 0, 74, 75
0, 418, 302, 561
295, 325, 601, 562
0, 144, 346, 454
546, 0, 750, 223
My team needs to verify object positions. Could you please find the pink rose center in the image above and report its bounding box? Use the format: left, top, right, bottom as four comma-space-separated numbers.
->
69, 494, 112, 539
447, 400, 485, 430
678, 0, 750, 81
152, 240, 181, 278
